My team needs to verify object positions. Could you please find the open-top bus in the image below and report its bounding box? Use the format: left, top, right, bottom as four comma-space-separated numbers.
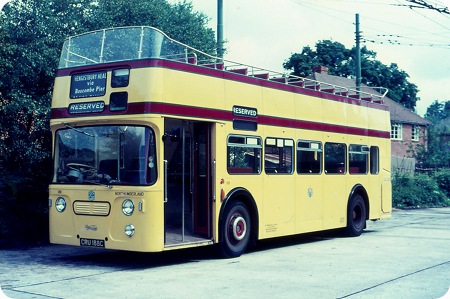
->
49, 26, 391, 257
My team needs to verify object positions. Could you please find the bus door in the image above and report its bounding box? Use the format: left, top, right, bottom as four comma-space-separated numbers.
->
163, 119, 211, 246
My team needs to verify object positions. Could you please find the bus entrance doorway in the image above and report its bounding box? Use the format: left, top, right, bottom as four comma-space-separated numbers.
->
163, 119, 211, 246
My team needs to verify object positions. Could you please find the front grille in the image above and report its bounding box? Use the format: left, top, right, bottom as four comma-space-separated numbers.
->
73, 201, 110, 216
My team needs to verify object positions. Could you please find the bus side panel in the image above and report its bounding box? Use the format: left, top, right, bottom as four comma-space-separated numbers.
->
322, 96, 349, 229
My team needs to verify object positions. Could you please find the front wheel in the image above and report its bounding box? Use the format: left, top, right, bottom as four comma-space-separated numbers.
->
345, 194, 366, 237
217, 201, 251, 258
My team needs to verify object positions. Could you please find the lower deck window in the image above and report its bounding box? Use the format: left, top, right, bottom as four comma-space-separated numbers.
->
297, 140, 322, 174
227, 135, 262, 174
264, 138, 294, 174
370, 146, 379, 174
324, 142, 346, 174
349, 144, 369, 174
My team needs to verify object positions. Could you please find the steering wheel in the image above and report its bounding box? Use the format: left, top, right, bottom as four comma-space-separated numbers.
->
67, 163, 97, 175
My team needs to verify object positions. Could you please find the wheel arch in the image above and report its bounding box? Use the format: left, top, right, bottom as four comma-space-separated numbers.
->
219, 187, 259, 245
348, 184, 369, 220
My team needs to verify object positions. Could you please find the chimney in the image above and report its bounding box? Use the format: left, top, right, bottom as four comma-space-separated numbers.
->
312, 65, 328, 74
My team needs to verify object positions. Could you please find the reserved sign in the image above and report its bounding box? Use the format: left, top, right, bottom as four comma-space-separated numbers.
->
70, 71, 107, 99
69, 101, 105, 114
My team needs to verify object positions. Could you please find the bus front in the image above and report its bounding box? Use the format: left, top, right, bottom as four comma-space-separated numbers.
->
49, 27, 172, 252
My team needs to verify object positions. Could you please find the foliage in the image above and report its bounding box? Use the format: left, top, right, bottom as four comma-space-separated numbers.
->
0, 0, 216, 246
432, 169, 450, 198
283, 40, 419, 110
411, 100, 450, 169
392, 172, 450, 209
425, 100, 450, 123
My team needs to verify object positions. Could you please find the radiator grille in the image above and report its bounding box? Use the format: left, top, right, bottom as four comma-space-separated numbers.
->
73, 201, 110, 216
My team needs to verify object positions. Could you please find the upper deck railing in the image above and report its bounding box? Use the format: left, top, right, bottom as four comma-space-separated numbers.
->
59, 26, 387, 103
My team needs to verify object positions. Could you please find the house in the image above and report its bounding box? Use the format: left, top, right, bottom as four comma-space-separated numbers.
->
308, 66, 431, 172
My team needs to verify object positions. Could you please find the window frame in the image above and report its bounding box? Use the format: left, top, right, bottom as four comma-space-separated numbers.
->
348, 144, 369, 175
297, 140, 322, 175
411, 125, 419, 141
324, 142, 347, 175
370, 146, 380, 175
264, 137, 294, 175
227, 134, 262, 175
391, 123, 403, 140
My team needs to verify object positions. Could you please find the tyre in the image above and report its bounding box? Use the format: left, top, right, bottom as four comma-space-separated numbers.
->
217, 201, 251, 258
345, 194, 366, 237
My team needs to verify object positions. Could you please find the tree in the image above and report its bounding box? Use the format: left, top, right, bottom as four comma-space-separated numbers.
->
0, 0, 217, 244
413, 100, 450, 169
424, 100, 450, 124
283, 40, 419, 110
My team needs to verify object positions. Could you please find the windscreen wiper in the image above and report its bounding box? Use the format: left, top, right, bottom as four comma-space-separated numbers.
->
61, 122, 94, 137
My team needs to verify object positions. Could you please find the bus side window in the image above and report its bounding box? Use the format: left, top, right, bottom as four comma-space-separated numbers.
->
297, 140, 322, 174
370, 146, 379, 174
264, 138, 294, 174
349, 144, 369, 174
227, 135, 262, 174
324, 142, 346, 174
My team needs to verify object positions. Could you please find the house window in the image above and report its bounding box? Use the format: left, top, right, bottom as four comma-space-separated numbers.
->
412, 125, 419, 141
391, 123, 402, 140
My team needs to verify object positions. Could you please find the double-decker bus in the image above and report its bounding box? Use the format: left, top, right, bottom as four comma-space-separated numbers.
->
49, 26, 391, 257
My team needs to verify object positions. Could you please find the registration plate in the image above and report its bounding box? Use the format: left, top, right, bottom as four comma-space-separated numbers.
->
80, 238, 105, 248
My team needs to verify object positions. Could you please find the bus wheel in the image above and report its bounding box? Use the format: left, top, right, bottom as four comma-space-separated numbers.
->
345, 194, 366, 237
218, 201, 251, 258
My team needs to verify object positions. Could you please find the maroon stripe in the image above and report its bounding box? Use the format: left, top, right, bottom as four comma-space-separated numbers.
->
56, 59, 388, 112
51, 102, 389, 138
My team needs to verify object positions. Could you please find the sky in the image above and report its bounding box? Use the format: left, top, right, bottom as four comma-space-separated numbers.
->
1, 0, 449, 116
166, 0, 450, 116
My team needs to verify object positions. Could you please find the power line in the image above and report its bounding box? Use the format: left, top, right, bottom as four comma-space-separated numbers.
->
287, 0, 450, 49
362, 37, 450, 48
400, 0, 450, 14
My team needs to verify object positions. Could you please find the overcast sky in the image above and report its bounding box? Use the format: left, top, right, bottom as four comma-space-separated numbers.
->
1, 0, 449, 115
167, 0, 450, 116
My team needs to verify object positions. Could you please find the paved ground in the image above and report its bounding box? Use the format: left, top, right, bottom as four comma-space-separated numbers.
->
1, 208, 450, 299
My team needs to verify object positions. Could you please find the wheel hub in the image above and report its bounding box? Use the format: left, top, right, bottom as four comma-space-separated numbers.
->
231, 215, 246, 241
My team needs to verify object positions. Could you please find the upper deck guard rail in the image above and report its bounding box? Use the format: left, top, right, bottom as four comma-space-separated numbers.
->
59, 26, 388, 104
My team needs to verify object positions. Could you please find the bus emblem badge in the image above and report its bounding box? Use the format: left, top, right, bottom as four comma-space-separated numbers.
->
88, 190, 95, 201
308, 188, 313, 199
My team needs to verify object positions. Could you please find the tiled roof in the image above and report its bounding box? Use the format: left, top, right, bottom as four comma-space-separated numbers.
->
309, 71, 432, 126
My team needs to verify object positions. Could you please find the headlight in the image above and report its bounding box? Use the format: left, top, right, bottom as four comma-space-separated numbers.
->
124, 224, 135, 237
55, 197, 66, 213
122, 199, 134, 216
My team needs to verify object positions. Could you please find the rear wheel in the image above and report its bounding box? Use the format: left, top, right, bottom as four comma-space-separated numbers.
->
345, 194, 366, 237
218, 201, 251, 258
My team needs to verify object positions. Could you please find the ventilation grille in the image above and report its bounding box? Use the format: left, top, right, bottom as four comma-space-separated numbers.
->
73, 201, 110, 216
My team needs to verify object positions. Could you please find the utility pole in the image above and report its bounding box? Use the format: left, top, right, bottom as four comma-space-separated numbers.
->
217, 0, 224, 59
355, 13, 361, 92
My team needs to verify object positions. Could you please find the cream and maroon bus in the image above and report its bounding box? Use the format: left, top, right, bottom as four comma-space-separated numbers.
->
49, 26, 391, 257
